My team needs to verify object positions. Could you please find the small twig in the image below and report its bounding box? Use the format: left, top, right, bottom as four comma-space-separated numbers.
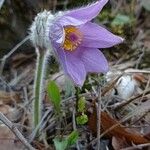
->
140, 75, 150, 103
0, 36, 30, 76
73, 87, 80, 150
23, 86, 29, 103
97, 87, 101, 150
135, 47, 145, 69
88, 79, 102, 150
72, 108, 80, 150
0, 77, 18, 107
62, 93, 91, 103
125, 69, 150, 74
0, 112, 35, 150
120, 143, 150, 150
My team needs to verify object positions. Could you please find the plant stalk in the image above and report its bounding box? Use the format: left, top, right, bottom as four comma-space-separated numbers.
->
33, 47, 48, 130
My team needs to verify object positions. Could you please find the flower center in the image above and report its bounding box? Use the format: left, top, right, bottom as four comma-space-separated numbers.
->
63, 26, 83, 51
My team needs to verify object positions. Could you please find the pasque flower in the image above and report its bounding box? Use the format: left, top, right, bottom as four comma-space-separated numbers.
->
30, 0, 123, 86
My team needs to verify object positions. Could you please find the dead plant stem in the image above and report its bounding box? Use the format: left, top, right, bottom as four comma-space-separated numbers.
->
0, 36, 29, 76
97, 87, 101, 150
0, 112, 35, 150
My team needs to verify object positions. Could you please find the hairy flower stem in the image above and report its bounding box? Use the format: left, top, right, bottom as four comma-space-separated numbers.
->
33, 47, 48, 130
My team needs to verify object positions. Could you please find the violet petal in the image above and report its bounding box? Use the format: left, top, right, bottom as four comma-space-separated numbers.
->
64, 0, 108, 24
53, 44, 86, 86
81, 47, 109, 73
80, 22, 124, 48
58, 16, 84, 26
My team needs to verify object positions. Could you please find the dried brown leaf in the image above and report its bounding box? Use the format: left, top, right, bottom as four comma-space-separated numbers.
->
88, 107, 150, 144
0, 91, 20, 105
0, 104, 12, 115
112, 136, 129, 150
0, 125, 23, 150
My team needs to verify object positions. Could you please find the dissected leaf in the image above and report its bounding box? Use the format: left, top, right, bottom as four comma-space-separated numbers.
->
53, 138, 68, 150
76, 114, 88, 125
53, 131, 78, 150
47, 81, 61, 113
67, 130, 79, 146
76, 97, 88, 125
78, 97, 86, 113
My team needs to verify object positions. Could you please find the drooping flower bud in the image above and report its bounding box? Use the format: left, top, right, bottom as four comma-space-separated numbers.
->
30, 10, 54, 49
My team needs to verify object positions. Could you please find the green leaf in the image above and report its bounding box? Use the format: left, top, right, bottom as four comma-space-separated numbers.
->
53, 131, 79, 150
76, 114, 88, 125
141, 0, 150, 11
53, 138, 68, 150
47, 81, 61, 113
111, 14, 131, 26
67, 131, 79, 146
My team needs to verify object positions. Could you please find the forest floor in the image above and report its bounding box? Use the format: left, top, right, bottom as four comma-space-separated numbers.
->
0, 0, 150, 150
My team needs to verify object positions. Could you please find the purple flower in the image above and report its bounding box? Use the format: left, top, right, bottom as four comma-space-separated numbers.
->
50, 0, 124, 86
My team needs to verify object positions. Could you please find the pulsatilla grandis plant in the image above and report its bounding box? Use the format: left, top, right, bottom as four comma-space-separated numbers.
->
30, 0, 123, 131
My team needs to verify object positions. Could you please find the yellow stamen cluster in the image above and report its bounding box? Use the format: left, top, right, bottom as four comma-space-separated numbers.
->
63, 26, 83, 51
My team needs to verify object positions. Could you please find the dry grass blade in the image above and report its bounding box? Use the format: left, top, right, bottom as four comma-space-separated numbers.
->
125, 69, 150, 74
102, 74, 123, 96
0, 36, 30, 76
114, 88, 150, 111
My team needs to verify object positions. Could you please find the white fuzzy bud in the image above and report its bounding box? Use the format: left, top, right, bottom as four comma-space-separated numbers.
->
30, 10, 55, 49
30, 10, 66, 51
